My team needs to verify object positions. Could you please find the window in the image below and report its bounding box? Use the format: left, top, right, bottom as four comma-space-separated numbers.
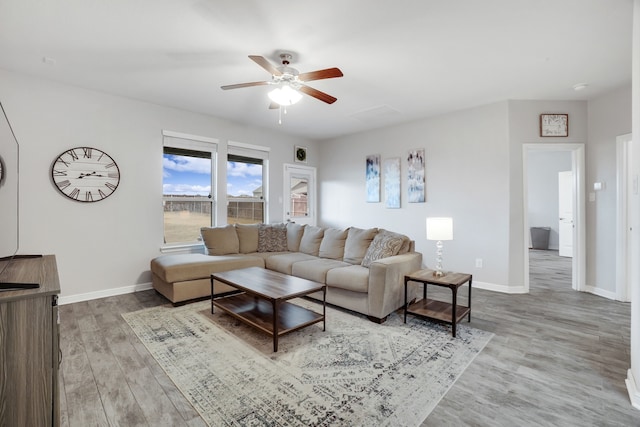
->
227, 143, 269, 225
162, 132, 217, 245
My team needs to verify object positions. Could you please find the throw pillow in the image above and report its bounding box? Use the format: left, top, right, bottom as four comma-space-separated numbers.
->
378, 229, 412, 254
361, 233, 404, 268
343, 227, 378, 264
257, 223, 288, 252
318, 228, 349, 260
298, 226, 325, 256
200, 225, 240, 255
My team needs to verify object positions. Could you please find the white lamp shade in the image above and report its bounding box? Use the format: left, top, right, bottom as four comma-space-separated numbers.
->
268, 85, 302, 106
426, 217, 453, 241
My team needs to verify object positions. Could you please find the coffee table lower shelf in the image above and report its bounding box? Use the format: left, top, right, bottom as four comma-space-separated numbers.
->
406, 298, 471, 325
213, 293, 324, 340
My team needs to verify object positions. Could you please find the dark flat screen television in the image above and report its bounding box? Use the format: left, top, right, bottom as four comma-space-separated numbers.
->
0, 101, 39, 290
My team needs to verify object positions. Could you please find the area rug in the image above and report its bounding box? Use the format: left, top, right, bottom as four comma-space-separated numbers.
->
123, 299, 492, 427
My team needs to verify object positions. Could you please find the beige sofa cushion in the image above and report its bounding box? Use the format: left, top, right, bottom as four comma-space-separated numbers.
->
236, 224, 259, 253
343, 227, 378, 264
286, 222, 305, 251
361, 232, 405, 267
318, 228, 348, 260
151, 253, 263, 283
299, 225, 324, 256
326, 265, 370, 293
258, 223, 288, 252
291, 259, 350, 283
201, 225, 239, 255
266, 252, 318, 275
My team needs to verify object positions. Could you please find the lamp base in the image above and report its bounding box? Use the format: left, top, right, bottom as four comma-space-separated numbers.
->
433, 270, 446, 277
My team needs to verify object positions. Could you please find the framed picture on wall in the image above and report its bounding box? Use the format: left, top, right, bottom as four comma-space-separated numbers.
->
407, 148, 425, 203
365, 154, 381, 203
384, 157, 401, 208
540, 114, 568, 137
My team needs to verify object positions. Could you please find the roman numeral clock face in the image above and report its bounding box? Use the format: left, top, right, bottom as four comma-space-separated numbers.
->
52, 147, 120, 202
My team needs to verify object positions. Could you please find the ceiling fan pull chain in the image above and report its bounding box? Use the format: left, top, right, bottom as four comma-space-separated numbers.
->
278, 105, 282, 125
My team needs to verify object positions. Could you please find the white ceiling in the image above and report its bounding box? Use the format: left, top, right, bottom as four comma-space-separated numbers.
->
0, 0, 633, 140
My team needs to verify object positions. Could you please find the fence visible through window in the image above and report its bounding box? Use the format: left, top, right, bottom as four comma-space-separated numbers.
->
227, 199, 264, 224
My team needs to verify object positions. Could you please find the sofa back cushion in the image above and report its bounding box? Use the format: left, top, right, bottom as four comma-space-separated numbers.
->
257, 223, 288, 252
235, 223, 259, 253
343, 227, 378, 264
286, 222, 306, 252
318, 228, 349, 260
298, 225, 324, 256
201, 225, 239, 255
361, 232, 405, 267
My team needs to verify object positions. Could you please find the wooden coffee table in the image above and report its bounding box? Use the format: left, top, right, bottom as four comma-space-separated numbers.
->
211, 267, 326, 352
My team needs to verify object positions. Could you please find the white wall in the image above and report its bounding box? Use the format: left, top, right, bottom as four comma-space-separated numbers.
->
319, 94, 631, 296
319, 101, 513, 291
0, 69, 315, 302
527, 151, 572, 250
587, 85, 633, 294
0, 66, 631, 302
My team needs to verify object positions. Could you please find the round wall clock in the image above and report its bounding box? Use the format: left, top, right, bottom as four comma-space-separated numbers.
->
51, 147, 120, 202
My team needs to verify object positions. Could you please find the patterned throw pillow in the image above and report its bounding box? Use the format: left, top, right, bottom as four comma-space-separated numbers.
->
361, 233, 404, 268
257, 223, 288, 252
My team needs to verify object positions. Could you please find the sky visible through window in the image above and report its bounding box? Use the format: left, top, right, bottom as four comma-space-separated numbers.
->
162, 154, 262, 197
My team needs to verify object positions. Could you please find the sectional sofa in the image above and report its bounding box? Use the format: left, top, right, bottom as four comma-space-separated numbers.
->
151, 222, 422, 323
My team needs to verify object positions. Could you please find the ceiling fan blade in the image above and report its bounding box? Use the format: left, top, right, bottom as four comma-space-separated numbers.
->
221, 81, 269, 90
298, 67, 343, 82
299, 85, 337, 104
249, 55, 282, 76
268, 102, 280, 109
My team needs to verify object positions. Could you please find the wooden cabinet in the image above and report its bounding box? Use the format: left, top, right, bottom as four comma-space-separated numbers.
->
0, 255, 61, 427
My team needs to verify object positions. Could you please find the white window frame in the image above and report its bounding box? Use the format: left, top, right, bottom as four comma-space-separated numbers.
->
162, 130, 218, 252
227, 141, 270, 223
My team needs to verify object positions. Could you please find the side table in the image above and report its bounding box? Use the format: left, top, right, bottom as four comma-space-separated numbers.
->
404, 269, 472, 337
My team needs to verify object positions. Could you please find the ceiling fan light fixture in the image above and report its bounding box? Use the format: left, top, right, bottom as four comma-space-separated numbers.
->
268, 84, 302, 106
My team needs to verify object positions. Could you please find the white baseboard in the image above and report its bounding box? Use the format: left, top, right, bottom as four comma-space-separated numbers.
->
58, 282, 153, 305
473, 281, 527, 294
585, 285, 617, 301
626, 369, 640, 410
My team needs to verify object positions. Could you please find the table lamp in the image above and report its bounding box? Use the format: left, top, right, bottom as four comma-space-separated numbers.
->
426, 217, 453, 277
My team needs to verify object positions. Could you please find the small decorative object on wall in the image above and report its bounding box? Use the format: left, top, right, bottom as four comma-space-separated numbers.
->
540, 113, 568, 137
51, 146, 120, 202
0, 155, 4, 184
294, 145, 307, 163
384, 157, 401, 208
365, 154, 380, 203
407, 148, 425, 203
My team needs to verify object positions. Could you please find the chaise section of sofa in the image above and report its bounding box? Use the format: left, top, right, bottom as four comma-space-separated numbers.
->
150, 222, 422, 322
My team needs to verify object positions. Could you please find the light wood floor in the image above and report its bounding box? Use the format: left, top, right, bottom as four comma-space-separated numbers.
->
58, 250, 639, 426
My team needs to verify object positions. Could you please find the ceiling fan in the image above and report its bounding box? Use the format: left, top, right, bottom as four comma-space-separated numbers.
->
221, 53, 343, 108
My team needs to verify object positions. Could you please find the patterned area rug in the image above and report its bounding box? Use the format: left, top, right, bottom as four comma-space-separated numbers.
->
123, 299, 492, 427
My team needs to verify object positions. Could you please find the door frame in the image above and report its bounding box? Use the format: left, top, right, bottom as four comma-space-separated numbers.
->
558, 170, 574, 257
616, 133, 632, 302
523, 143, 586, 293
283, 163, 317, 226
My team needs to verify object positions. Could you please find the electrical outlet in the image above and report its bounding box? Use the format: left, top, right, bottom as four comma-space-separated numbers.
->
475, 258, 483, 268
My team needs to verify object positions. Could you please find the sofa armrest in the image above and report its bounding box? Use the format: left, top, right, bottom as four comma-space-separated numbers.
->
367, 252, 423, 320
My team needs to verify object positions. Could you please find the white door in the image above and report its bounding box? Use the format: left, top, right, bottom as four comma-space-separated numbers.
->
283, 164, 316, 226
558, 170, 574, 257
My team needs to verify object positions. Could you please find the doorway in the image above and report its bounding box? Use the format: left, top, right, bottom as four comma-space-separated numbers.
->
523, 144, 586, 293
283, 164, 317, 226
